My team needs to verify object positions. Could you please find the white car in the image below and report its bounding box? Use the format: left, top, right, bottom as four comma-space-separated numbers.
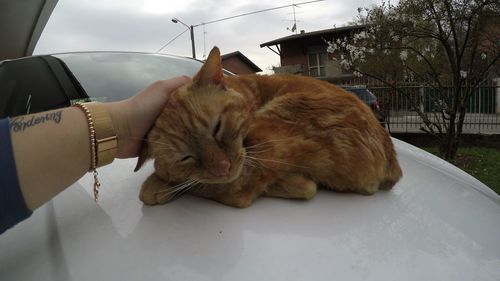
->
1, 52, 499, 281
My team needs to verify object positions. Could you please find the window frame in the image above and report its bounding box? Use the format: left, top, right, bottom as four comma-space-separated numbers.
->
307, 47, 327, 77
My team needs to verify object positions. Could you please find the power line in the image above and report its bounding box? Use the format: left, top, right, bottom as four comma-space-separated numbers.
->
161, 0, 325, 57
197, 0, 325, 26
156, 28, 189, 53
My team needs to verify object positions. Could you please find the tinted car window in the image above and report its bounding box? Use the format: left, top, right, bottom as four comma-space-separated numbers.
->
343, 87, 377, 105
0, 52, 203, 117
0, 56, 87, 118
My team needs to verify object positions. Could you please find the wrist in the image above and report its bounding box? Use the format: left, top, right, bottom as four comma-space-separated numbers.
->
104, 100, 132, 159
73, 102, 118, 168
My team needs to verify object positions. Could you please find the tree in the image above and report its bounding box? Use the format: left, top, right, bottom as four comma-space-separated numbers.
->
328, 0, 500, 160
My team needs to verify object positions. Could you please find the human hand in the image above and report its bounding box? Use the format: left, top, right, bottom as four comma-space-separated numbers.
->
105, 76, 190, 158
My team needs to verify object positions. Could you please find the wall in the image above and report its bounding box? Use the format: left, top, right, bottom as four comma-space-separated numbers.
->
221, 56, 258, 75
279, 36, 346, 78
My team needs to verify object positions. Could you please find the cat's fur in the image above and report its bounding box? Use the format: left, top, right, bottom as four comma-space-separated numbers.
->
135, 47, 402, 208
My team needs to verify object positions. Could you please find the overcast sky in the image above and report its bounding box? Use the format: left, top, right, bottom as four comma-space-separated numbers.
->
35, 0, 384, 73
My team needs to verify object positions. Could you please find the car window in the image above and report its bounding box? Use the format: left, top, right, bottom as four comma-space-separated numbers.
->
0, 56, 87, 118
343, 88, 377, 104
54, 52, 202, 103
0, 52, 203, 117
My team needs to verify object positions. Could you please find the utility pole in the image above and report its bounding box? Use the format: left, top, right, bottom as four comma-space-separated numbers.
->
189, 25, 195, 58
171, 18, 197, 58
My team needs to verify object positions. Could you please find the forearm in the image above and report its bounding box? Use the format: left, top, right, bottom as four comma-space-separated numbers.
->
10, 107, 92, 210
7, 77, 189, 211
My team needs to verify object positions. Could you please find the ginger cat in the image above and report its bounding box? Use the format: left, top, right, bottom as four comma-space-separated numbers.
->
135, 47, 402, 208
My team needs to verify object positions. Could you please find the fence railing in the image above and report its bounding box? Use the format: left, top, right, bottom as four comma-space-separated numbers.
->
363, 84, 500, 134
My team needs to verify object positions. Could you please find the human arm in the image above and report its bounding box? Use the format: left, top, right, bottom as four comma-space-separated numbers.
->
9, 76, 189, 211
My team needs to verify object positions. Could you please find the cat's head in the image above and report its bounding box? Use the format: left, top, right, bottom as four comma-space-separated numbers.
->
135, 47, 250, 184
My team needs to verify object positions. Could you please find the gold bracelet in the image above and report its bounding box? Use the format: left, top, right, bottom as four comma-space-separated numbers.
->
73, 102, 117, 201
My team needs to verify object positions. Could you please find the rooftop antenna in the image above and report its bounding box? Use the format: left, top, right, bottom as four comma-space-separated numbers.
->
202, 24, 207, 58
286, 4, 299, 34
161, 0, 325, 57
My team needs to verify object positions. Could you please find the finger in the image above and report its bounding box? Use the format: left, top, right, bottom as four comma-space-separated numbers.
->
160, 76, 191, 95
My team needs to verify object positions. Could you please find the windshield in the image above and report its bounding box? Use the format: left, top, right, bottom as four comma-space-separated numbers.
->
0, 52, 203, 117
54, 52, 202, 102
343, 87, 377, 104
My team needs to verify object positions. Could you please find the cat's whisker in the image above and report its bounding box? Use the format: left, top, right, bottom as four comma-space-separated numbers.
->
244, 138, 298, 156
156, 178, 199, 201
243, 160, 255, 168
244, 156, 269, 169
245, 155, 309, 169
243, 157, 258, 165
171, 178, 198, 192
195, 183, 209, 192
155, 178, 197, 195
172, 179, 200, 200
155, 185, 187, 197
246, 147, 275, 155
244, 138, 290, 149
244, 161, 261, 169
163, 186, 184, 200
243, 157, 262, 169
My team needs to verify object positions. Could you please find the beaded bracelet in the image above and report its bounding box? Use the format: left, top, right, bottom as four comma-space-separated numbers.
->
73, 102, 117, 201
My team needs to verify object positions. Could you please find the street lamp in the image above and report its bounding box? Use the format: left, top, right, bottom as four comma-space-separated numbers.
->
171, 18, 196, 59
169, 0, 324, 59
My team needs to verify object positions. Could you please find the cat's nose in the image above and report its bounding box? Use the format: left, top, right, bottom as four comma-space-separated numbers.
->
215, 159, 231, 177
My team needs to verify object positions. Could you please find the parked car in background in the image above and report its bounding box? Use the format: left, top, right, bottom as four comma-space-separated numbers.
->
342, 85, 386, 126
1, 52, 499, 281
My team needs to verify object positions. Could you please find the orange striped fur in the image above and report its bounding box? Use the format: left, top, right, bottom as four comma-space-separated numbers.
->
136, 47, 402, 207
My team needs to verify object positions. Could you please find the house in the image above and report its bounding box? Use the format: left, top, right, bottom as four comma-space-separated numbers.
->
221, 51, 262, 75
260, 25, 365, 82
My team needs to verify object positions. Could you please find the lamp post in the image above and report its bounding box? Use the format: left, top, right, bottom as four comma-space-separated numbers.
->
169, 1, 324, 59
171, 18, 196, 59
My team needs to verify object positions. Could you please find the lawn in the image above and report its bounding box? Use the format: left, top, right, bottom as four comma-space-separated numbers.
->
423, 147, 500, 195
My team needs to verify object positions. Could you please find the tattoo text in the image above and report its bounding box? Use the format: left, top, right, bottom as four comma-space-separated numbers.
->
9, 111, 63, 132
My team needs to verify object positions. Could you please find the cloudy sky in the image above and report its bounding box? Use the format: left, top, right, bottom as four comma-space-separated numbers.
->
35, 0, 383, 73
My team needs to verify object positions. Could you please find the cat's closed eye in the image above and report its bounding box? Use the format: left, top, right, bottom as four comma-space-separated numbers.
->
179, 155, 194, 163
213, 119, 222, 139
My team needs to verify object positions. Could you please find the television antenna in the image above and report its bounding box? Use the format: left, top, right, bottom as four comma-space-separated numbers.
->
159, 0, 325, 58
286, 3, 301, 34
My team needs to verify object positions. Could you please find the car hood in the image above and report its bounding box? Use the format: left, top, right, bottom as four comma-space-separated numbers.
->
1, 139, 499, 281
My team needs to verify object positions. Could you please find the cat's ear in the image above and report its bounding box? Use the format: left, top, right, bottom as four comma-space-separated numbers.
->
134, 144, 150, 172
192, 46, 225, 88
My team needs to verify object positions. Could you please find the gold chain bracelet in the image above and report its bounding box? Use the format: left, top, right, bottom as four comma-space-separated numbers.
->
73, 102, 117, 201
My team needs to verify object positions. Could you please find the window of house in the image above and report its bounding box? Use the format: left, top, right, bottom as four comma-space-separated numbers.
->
308, 50, 327, 77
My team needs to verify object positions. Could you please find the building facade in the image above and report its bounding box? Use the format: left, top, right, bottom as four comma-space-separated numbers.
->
260, 26, 365, 81
221, 51, 262, 75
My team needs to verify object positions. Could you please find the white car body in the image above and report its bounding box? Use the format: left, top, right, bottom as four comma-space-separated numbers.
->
1, 138, 499, 281
1, 52, 499, 280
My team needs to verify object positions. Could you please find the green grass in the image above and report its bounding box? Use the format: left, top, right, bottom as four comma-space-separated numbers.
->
423, 147, 500, 195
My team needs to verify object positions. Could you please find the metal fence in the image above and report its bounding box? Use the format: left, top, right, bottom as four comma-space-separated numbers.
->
365, 84, 500, 134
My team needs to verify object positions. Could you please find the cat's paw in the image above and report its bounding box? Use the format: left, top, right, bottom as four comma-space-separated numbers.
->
139, 173, 172, 205
265, 174, 317, 200
217, 194, 255, 208
353, 183, 379, 195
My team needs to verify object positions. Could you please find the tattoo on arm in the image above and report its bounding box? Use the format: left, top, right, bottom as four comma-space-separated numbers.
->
9, 111, 63, 133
